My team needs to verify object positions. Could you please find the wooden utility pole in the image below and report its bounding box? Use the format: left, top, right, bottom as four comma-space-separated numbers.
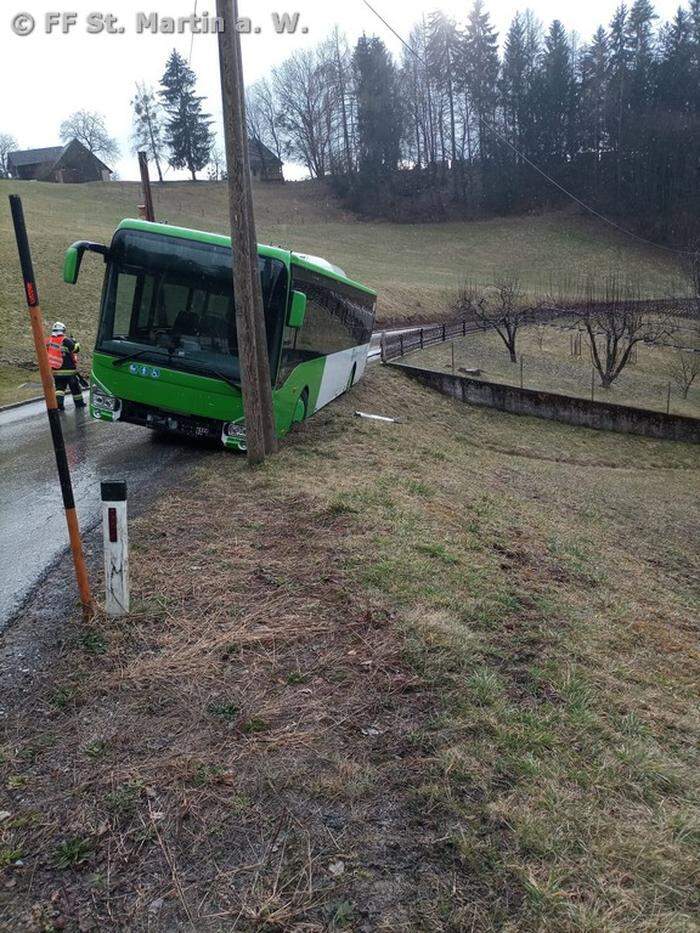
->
137, 151, 155, 222
215, 0, 277, 462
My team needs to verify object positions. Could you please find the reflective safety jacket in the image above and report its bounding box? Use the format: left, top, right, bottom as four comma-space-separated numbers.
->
46, 334, 80, 372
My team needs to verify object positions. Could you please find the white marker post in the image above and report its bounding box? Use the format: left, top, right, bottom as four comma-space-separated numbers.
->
101, 481, 129, 616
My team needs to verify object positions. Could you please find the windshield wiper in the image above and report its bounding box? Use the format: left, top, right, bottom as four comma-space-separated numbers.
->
112, 348, 162, 368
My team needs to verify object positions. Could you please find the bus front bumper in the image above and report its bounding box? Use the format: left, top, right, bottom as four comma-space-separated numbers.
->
90, 391, 246, 451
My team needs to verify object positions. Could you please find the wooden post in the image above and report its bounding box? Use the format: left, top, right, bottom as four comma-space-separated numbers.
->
420, 328, 424, 350
400, 334, 404, 356
101, 482, 129, 616
216, 0, 277, 463
9, 195, 93, 621
137, 151, 155, 222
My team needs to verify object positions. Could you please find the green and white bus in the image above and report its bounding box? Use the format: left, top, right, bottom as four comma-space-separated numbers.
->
63, 219, 377, 451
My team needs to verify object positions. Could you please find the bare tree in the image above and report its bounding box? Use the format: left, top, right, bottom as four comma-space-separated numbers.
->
576, 279, 676, 388
207, 145, 225, 181
60, 110, 120, 163
668, 350, 698, 399
246, 78, 284, 163
534, 323, 547, 349
0, 133, 18, 177
456, 277, 532, 362
131, 83, 166, 182
272, 47, 333, 178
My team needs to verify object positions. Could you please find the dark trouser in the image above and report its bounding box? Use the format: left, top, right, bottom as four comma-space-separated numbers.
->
54, 372, 85, 409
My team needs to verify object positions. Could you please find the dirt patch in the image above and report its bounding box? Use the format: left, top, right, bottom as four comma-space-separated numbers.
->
0, 484, 451, 930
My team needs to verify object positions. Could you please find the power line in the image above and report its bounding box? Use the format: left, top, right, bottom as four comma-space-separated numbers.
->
189, 0, 198, 63
359, 0, 696, 258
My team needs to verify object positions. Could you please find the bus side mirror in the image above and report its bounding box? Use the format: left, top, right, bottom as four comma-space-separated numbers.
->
63, 241, 109, 284
288, 290, 307, 329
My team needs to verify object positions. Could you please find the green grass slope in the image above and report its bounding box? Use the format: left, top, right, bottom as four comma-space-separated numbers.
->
0, 178, 686, 403
2, 366, 698, 928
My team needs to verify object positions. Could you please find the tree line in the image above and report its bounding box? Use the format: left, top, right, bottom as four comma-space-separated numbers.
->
247, 0, 699, 243
2, 0, 697, 248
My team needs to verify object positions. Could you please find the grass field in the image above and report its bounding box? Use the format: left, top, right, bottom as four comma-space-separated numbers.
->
404, 321, 700, 418
0, 178, 688, 404
1, 365, 698, 929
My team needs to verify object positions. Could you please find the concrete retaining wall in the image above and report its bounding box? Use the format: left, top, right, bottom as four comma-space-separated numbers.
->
392, 363, 700, 443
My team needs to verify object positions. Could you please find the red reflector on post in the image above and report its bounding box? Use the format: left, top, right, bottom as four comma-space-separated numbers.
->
108, 507, 118, 543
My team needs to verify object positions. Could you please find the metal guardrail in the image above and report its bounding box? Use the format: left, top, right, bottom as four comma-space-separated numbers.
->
380, 309, 552, 362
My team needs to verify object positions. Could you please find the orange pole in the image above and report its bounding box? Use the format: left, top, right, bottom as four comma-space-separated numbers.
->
9, 195, 93, 621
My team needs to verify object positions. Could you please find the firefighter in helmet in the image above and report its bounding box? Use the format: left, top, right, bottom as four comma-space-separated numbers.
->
46, 322, 85, 411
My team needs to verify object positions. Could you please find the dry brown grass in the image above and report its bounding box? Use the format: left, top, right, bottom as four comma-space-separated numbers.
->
1, 366, 698, 930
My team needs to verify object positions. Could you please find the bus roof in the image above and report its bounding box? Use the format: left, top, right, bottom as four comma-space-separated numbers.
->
116, 219, 377, 298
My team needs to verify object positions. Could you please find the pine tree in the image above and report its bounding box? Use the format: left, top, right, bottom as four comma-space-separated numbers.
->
353, 36, 403, 182
427, 12, 461, 166
580, 26, 611, 185
462, 0, 500, 161
607, 4, 633, 200
628, 0, 658, 107
539, 20, 576, 165
131, 82, 166, 183
159, 49, 213, 181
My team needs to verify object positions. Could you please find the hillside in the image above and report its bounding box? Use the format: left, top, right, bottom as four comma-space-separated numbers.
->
0, 177, 687, 402
1, 365, 698, 928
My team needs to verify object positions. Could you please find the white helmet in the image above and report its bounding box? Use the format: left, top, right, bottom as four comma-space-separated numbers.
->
52, 321, 66, 335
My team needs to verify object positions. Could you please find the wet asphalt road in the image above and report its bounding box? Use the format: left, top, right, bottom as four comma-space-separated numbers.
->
0, 332, 396, 631
0, 397, 199, 629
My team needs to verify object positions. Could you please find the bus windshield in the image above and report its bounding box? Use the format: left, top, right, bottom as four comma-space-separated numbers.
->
97, 229, 288, 383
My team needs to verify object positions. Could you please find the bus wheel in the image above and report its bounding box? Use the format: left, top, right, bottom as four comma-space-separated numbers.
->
293, 388, 309, 424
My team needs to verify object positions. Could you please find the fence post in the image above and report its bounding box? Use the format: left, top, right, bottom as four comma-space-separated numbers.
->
101, 481, 129, 616
463, 320, 466, 336
451, 341, 455, 373
380, 331, 385, 363
399, 334, 404, 357
442, 323, 446, 342
420, 327, 424, 350
591, 368, 595, 402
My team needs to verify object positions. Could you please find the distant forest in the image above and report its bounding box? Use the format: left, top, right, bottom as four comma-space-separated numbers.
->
246, 0, 700, 244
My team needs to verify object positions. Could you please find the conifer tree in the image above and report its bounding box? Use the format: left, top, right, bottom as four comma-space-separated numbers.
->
159, 49, 213, 181
353, 36, 403, 181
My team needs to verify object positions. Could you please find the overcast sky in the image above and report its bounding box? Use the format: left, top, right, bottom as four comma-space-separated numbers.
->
1, 0, 684, 180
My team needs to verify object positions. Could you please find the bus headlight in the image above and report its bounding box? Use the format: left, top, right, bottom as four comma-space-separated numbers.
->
91, 386, 120, 412
223, 421, 246, 439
